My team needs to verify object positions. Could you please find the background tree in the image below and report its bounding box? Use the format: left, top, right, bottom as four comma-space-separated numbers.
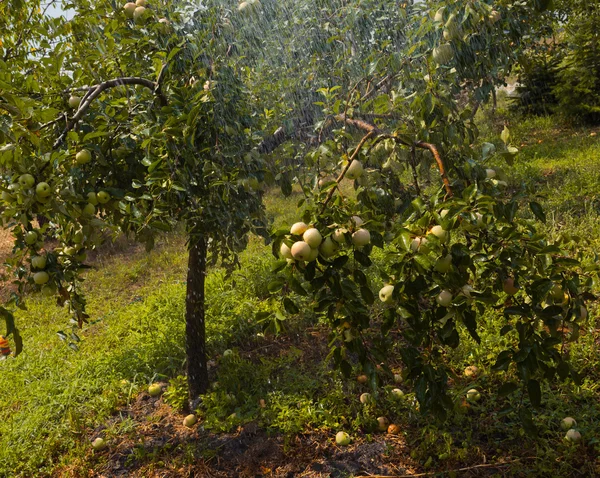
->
0, 0, 269, 401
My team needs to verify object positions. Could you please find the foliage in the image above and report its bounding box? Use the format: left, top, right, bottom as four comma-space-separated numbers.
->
513, 0, 600, 123
1, 0, 596, 430
163, 375, 189, 412
512, 49, 562, 116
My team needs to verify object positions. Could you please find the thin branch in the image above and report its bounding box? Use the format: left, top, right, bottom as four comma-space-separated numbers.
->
52, 77, 168, 149
334, 114, 452, 197
320, 131, 375, 214
39, 113, 67, 130
409, 144, 421, 195
415, 141, 452, 197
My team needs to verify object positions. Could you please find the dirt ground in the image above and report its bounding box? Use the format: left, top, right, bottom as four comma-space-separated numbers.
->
57, 390, 416, 478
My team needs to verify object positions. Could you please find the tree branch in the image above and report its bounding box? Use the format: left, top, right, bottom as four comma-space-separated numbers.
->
334, 114, 452, 197
415, 141, 452, 197
52, 77, 168, 150
320, 131, 375, 214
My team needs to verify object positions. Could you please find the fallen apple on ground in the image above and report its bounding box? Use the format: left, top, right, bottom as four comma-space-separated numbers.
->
148, 383, 162, 397
335, 431, 351, 446
183, 414, 198, 427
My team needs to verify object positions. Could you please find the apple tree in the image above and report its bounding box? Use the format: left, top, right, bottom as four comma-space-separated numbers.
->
258, 0, 598, 423
0, 0, 270, 400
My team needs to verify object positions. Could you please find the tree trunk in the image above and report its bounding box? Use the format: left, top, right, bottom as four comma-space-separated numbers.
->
186, 235, 209, 401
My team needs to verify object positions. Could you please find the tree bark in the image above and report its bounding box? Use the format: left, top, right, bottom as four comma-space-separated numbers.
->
186, 235, 209, 401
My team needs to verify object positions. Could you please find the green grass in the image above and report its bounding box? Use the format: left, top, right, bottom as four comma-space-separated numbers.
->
1, 111, 600, 476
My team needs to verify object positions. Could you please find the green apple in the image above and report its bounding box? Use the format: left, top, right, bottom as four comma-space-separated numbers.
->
331, 228, 346, 244
291, 241, 312, 261
379, 285, 394, 303
238, 1, 250, 11
377, 416, 389, 432
24, 231, 38, 245
148, 383, 162, 397
68, 95, 81, 109
183, 414, 198, 428
391, 388, 404, 399
359, 392, 372, 404
335, 431, 351, 446
486, 168, 496, 179
135, 0, 147, 5
394, 373, 403, 384
432, 44, 454, 65
351, 216, 364, 227
33, 271, 50, 285
123, 2, 137, 17
87, 192, 98, 205
76, 149, 92, 165
133, 6, 147, 23
345, 160, 363, 180
31, 255, 47, 270
97, 191, 111, 204
290, 222, 308, 235
319, 237, 338, 258
41, 284, 56, 297
357, 374, 368, 384
223, 349, 233, 357
503, 278, 519, 295
280, 242, 293, 259
82, 203, 96, 216
550, 284, 564, 302
410, 236, 428, 252
564, 429, 581, 443
466, 388, 481, 402
306, 247, 319, 262
428, 225, 447, 241
561, 417, 577, 431
352, 229, 370, 247
436, 290, 453, 307
92, 437, 107, 451
303, 228, 322, 248
19, 174, 35, 189
35, 182, 52, 198
435, 254, 452, 273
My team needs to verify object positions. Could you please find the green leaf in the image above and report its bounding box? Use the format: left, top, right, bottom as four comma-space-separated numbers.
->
501, 126, 510, 144
283, 297, 299, 314
267, 279, 284, 293
498, 381, 519, 397
529, 202, 546, 222
527, 379, 542, 407
519, 408, 538, 437
360, 286, 375, 305
289, 276, 307, 296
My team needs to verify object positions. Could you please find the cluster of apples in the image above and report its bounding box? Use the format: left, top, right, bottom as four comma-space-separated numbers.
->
1, 174, 54, 207
122, 0, 168, 25
280, 218, 371, 263
431, 6, 500, 66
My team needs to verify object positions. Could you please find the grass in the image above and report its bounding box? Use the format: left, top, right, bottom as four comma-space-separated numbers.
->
1, 108, 600, 476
